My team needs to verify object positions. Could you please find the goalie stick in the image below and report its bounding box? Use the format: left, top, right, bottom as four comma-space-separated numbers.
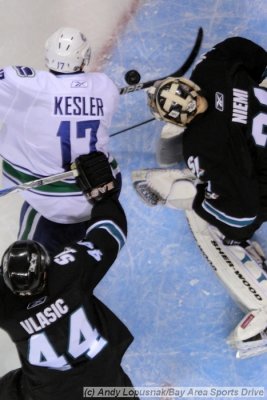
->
0, 169, 77, 197
119, 27, 203, 95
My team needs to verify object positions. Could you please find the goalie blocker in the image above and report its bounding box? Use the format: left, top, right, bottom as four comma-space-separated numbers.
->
132, 167, 267, 358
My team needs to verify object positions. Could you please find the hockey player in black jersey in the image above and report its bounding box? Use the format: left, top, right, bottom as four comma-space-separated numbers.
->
145, 36, 267, 241
133, 37, 267, 358
0, 152, 138, 399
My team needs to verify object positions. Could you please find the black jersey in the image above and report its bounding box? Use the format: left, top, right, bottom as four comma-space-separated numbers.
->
0, 197, 132, 400
183, 37, 267, 240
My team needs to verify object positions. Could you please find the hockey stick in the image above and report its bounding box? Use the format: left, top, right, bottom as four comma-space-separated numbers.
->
119, 27, 203, 95
0, 169, 77, 197
110, 117, 155, 137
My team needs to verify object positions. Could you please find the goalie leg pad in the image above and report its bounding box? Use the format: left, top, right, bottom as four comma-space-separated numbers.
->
186, 210, 267, 358
186, 210, 267, 312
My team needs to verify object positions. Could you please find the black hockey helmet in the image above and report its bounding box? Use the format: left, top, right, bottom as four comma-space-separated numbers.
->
1, 240, 49, 296
147, 77, 201, 126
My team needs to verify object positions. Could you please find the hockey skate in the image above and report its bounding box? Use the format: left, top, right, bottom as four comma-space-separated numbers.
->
227, 309, 267, 359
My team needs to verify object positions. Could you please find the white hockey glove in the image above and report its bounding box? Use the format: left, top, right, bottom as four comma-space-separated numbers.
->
132, 168, 197, 209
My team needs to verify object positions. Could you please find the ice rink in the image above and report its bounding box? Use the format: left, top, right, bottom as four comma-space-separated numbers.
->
0, 1, 267, 399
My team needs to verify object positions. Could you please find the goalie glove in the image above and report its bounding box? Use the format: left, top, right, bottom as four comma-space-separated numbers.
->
132, 168, 197, 209
74, 152, 118, 202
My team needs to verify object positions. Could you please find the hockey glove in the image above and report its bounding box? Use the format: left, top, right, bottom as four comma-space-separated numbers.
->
74, 152, 118, 202
132, 168, 197, 209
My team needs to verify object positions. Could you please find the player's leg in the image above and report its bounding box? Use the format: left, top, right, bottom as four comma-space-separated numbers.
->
18, 201, 90, 254
17, 166, 122, 254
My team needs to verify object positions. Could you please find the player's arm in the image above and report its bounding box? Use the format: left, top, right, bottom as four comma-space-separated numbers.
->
191, 159, 261, 241
74, 152, 127, 288
194, 37, 267, 82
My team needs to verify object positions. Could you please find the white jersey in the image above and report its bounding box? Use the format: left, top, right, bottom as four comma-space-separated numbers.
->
0, 66, 119, 223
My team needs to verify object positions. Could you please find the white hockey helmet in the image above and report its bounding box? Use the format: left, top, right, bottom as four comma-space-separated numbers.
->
45, 27, 91, 73
147, 77, 201, 126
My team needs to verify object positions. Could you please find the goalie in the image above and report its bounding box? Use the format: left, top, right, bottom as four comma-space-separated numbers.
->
132, 36, 267, 358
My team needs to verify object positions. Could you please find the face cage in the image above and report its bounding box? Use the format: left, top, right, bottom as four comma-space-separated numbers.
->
15, 276, 46, 296
157, 94, 197, 125
148, 80, 198, 125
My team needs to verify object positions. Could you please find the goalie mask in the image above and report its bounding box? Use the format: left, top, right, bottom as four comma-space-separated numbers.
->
147, 77, 201, 126
45, 27, 91, 73
1, 240, 49, 296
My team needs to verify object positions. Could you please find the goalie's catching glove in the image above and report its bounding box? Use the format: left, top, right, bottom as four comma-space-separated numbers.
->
132, 168, 197, 209
74, 152, 118, 202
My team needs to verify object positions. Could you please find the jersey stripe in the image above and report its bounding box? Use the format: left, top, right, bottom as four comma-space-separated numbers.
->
86, 220, 126, 250
202, 199, 257, 228
3, 160, 81, 194
18, 205, 40, 240
3, 159, 120, 196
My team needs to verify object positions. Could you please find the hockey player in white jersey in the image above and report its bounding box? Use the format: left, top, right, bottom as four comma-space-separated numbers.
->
0, 27, 121, 253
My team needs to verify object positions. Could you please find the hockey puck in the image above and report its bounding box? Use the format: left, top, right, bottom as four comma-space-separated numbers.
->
124, 69, 141, 85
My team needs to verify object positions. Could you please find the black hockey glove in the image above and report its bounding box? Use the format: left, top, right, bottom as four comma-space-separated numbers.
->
74, 152, 119, 202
